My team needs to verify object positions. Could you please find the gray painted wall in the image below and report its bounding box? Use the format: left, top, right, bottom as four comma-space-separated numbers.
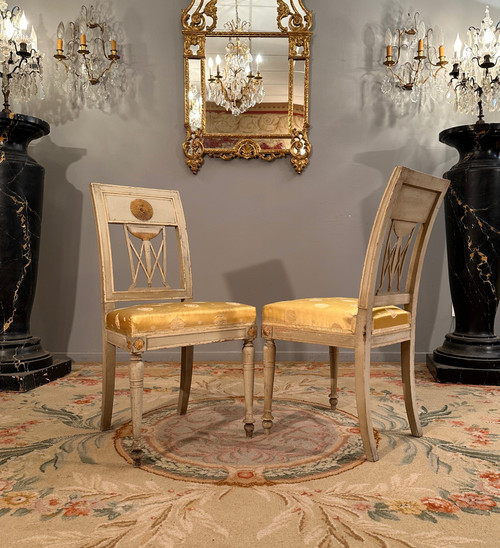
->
16, 0, 492, 362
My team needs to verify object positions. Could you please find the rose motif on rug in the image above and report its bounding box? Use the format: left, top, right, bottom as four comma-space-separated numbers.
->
114, 398, 368, 485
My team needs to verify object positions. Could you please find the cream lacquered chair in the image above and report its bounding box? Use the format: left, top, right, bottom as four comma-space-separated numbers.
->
90, 183, 257, 465
261, 166, 449, 462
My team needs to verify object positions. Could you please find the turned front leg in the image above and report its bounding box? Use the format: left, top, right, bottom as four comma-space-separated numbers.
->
329, 346, 339, 410
129, 352, 145, 466
242, 339, 255, 438
262, 338, 276, 435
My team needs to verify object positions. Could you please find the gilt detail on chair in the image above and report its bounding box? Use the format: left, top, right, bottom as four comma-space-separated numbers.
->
378, 220, 417, 294
130, 198, 154, 221
132, 338, 144, 351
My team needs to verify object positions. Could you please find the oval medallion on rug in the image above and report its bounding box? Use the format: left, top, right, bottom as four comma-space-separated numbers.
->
114, 398, 369, 486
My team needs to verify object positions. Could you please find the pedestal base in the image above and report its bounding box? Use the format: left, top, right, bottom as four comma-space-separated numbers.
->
0, 357, 72, 391
0, 337, 72, 392
436, 124, 500, 386
426, 353, 500, 385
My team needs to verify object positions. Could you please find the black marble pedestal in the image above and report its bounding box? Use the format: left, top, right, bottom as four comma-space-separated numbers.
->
428, 123, 500, 385
0, 113, 71, 392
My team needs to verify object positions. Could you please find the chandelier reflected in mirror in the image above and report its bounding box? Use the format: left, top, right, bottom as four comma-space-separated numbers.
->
206, 0, 264, 116
382, 11, 448, 111
447, 6, 500, 122
0, 1, 43, 113
188, 84, 202, 129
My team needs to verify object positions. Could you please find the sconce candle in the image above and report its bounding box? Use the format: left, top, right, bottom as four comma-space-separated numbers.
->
453, 34, 462, 60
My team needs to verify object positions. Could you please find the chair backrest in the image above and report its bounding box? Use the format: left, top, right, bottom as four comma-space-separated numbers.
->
90, 183, 193, 313
358, 166, 449, 321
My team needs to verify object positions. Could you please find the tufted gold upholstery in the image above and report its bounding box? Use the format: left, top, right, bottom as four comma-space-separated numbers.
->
107, 302, 256, 337
262, 298, 410, 334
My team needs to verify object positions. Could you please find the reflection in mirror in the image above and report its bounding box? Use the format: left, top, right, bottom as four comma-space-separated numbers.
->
205, 35, 267, 116
188, 59, 203, 129
182, 0, 312, 174
293, 60, 305, 131
205, 37, 288, 135
215, 1, 279, 32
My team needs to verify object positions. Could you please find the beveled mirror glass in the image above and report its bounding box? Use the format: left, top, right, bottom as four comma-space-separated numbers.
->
182, 0, 312, 174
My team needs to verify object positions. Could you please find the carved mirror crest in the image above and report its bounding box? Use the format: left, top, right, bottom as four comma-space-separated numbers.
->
182, 0, 312, 174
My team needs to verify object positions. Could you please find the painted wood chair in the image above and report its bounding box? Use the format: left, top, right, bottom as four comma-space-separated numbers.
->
90, 183, 257, 465
261, 166, 449, 462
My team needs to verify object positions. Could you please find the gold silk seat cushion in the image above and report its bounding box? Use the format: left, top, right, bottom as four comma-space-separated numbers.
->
106, 301, 256, 337
262, 298, 410, 333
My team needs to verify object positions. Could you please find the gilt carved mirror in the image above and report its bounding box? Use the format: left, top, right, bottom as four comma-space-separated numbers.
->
182, 0, 312, 174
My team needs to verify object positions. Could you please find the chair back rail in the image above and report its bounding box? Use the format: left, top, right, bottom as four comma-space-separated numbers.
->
90, 183, 194, 309
357, 167, 449, 323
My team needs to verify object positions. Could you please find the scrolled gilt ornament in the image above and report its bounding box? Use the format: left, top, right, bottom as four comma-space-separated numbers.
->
277, 0, 291, 32
260, 151, 288, 162
207, 139, 288, 162
237, 139, 261, 159
184, 34, 205, 57
182, 0, 217, 32
277, 0, 312, 33
290, 123, 311, 174
290, 34, 310, 58
183, 126, 204, 174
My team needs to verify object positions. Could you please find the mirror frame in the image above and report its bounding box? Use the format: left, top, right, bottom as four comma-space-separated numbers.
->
181, 0, 312, 174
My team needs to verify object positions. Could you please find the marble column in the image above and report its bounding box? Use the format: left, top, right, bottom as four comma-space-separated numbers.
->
0, 113, 71, 391
427, 123, 500, 384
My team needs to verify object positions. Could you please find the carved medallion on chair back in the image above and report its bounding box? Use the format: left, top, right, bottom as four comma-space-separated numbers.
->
97, 189, 192, 304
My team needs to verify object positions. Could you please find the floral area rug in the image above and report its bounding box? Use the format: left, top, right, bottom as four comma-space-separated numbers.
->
114, 398, 366, 485
0, 361, 499, 547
